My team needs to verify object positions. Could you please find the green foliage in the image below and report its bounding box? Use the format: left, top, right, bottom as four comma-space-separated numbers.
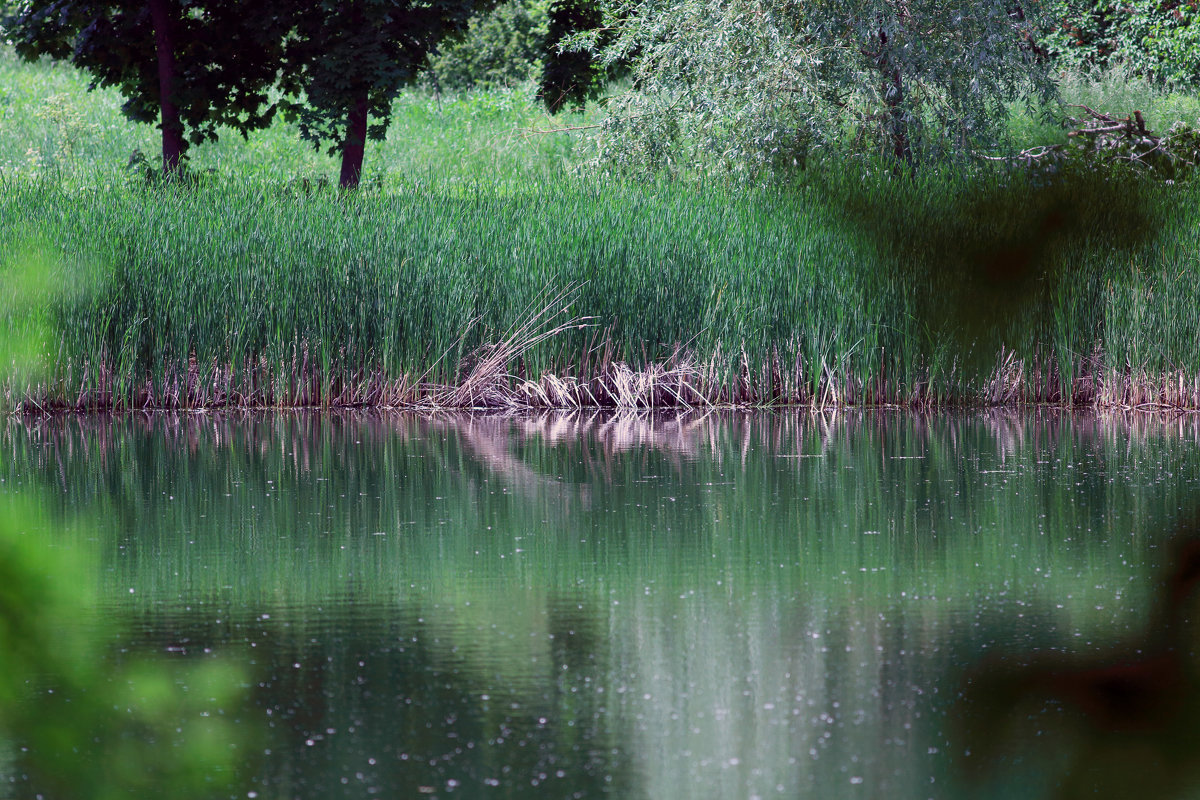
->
587, 0, 1058, 177
0, 0, 287, 157
1042, 0, 1120, 71
1043, 0, 1200, 88
539, 0, 605, 113
430, 0, 549, 90
0, 498, 255, 799
278, 0, 497, 154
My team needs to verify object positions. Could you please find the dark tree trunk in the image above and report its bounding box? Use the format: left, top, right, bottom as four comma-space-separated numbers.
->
876, 29, 912, 165
884, 66, 911, 163
148, 0, 185, 175
339, 92, 369, 189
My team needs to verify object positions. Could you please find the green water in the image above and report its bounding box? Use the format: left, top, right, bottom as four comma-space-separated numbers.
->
3, 410, 1200, 799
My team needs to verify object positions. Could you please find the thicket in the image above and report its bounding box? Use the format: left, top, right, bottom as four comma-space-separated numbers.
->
430, 0, 549, 90
1044, 0, 1200, 88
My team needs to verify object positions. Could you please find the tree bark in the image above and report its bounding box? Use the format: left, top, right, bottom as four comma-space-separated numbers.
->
148, 0, 185, 176
339, 91, 369, 189
876, 29, 911, 165
885, 65, 911, 163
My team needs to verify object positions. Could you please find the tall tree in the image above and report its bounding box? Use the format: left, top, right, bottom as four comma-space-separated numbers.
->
279, 0, 496, 189
585, 0, 1057, 177
2, 0, 289, 175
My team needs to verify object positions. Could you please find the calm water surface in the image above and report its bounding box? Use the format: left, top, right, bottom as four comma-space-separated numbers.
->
3, 410, 1200, 799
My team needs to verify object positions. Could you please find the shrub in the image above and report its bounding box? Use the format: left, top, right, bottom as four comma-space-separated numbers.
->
1043, 0, 1200, 89
429, 0, 549, 90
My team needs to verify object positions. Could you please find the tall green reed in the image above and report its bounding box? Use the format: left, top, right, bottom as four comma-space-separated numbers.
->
3, 168, 1198, 408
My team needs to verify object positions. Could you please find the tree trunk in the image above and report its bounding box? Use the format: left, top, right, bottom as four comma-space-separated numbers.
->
876, 29, 912, 165
884, 66, 911, 163
148, 0, 185, 176
339, 92, 369, 189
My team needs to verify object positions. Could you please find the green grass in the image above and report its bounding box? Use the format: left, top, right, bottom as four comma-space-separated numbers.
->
1005, 63, 1200, 150
3, 48, 1200, 409
0, 48, 594, 186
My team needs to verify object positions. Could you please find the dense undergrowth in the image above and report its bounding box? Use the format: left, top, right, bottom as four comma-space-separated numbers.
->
3, 49, 1200, 410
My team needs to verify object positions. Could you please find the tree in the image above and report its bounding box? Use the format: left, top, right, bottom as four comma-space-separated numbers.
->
584, 0, 1057, 178
278, 0, 497, 189
539, 0, 605, 113
2, 0, 289, 175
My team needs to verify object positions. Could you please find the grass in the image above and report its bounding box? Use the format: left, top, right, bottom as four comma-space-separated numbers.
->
1005, 63, 1200, 150
3, 48, 1200, 410
0, 48, 593, 186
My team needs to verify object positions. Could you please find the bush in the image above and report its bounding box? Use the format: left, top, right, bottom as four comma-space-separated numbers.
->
1043, 0, 1200, 89
429, 0, 549, 91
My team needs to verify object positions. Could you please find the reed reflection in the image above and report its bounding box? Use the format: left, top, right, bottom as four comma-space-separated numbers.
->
2, 410, 1199, 798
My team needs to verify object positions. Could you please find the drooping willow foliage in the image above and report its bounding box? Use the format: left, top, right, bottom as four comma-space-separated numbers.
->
580, 0, 1059, 177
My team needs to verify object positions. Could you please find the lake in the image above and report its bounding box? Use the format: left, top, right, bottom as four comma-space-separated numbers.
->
3, 410, 1199, 799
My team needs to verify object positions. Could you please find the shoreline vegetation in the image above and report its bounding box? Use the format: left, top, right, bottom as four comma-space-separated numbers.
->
4, 51, 1200, 413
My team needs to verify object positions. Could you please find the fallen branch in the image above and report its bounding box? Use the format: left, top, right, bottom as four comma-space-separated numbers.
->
975, 107, 1199, 176
521, 123, 603, 136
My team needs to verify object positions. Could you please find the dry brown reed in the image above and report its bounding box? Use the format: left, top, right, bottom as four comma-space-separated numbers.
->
9, 307, 1200, 413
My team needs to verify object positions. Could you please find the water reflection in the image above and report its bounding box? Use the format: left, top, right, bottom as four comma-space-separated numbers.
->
3, 410, 1200, 798
957, 533, 1200, 800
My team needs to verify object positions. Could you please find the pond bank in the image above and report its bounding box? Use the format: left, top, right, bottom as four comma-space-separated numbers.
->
5, 174, 1200, 414
9, 348, 1200, 412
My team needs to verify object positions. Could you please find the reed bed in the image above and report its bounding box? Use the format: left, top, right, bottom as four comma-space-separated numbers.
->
3, 166, 1199, 411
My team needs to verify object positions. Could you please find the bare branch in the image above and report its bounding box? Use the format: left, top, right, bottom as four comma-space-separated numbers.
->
521, 123, 603, 136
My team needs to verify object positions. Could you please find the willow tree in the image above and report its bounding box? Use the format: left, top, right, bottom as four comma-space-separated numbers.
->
2, 0, 289, 174
584, 0, 1057, 177
279, 0, 495, 189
